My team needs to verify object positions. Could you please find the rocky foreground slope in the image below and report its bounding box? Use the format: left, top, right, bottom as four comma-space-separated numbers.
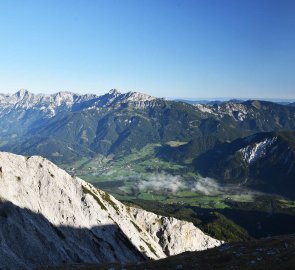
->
0, 152, 221, 269
50, 234, 295, 270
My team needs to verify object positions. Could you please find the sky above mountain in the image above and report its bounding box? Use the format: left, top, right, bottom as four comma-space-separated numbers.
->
0, 0, 294, 99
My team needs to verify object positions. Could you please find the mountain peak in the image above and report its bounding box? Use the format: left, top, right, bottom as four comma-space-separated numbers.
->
124, 91, 156, 102
55, 91, 75, 96
15, 89, 29, 98
108, 89, 121, 96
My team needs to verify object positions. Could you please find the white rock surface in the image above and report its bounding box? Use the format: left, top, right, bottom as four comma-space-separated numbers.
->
131, 207, 221, 256
194, 102, 251, 121
0, 89, 157, 116
0, 152, 222, 269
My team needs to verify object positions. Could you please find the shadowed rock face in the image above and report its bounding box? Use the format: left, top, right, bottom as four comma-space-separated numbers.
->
0, 201, 144, 269
0, 152, 221, 269
44, 234, 295, 270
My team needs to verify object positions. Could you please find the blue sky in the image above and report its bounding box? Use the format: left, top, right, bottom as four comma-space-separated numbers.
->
0, 0, 294, 99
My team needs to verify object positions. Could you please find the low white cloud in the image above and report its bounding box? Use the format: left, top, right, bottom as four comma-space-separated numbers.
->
138, 174, 184, 194
106, 171, 263, 198
192, 177, 223, 195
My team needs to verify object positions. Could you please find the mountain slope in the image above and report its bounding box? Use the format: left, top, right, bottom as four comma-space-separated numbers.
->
0, 152, 221, 269
194, 131, 295, 198
1, 96, 207, 162
156, 136, 221, 163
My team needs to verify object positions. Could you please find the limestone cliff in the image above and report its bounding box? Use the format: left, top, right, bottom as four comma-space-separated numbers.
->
0, 152, 221, 269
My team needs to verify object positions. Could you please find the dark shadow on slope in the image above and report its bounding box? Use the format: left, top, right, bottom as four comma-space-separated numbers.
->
0, 201, 146, 270
43, 234, 295, 270
129, 199, 295, 242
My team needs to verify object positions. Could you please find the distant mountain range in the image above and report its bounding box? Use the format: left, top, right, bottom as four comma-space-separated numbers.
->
175, 98, 295, 106
1, 89, 295, 161
173, 99, 244, 105
0, 89, 295, 198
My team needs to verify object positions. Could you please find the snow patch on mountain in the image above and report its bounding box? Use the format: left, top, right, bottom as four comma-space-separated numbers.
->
239, 137, 277, 164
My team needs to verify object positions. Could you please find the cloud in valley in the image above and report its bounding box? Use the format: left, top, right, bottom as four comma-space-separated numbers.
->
138, 174, 184, 194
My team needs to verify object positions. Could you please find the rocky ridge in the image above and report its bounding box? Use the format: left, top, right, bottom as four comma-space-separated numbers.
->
194, 100, 295, 123
0, 89, 157, 115
0, 89, 160, 145
0, 152, 221, 269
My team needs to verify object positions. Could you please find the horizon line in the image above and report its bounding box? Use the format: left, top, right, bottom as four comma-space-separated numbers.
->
1, 88, 295, 103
